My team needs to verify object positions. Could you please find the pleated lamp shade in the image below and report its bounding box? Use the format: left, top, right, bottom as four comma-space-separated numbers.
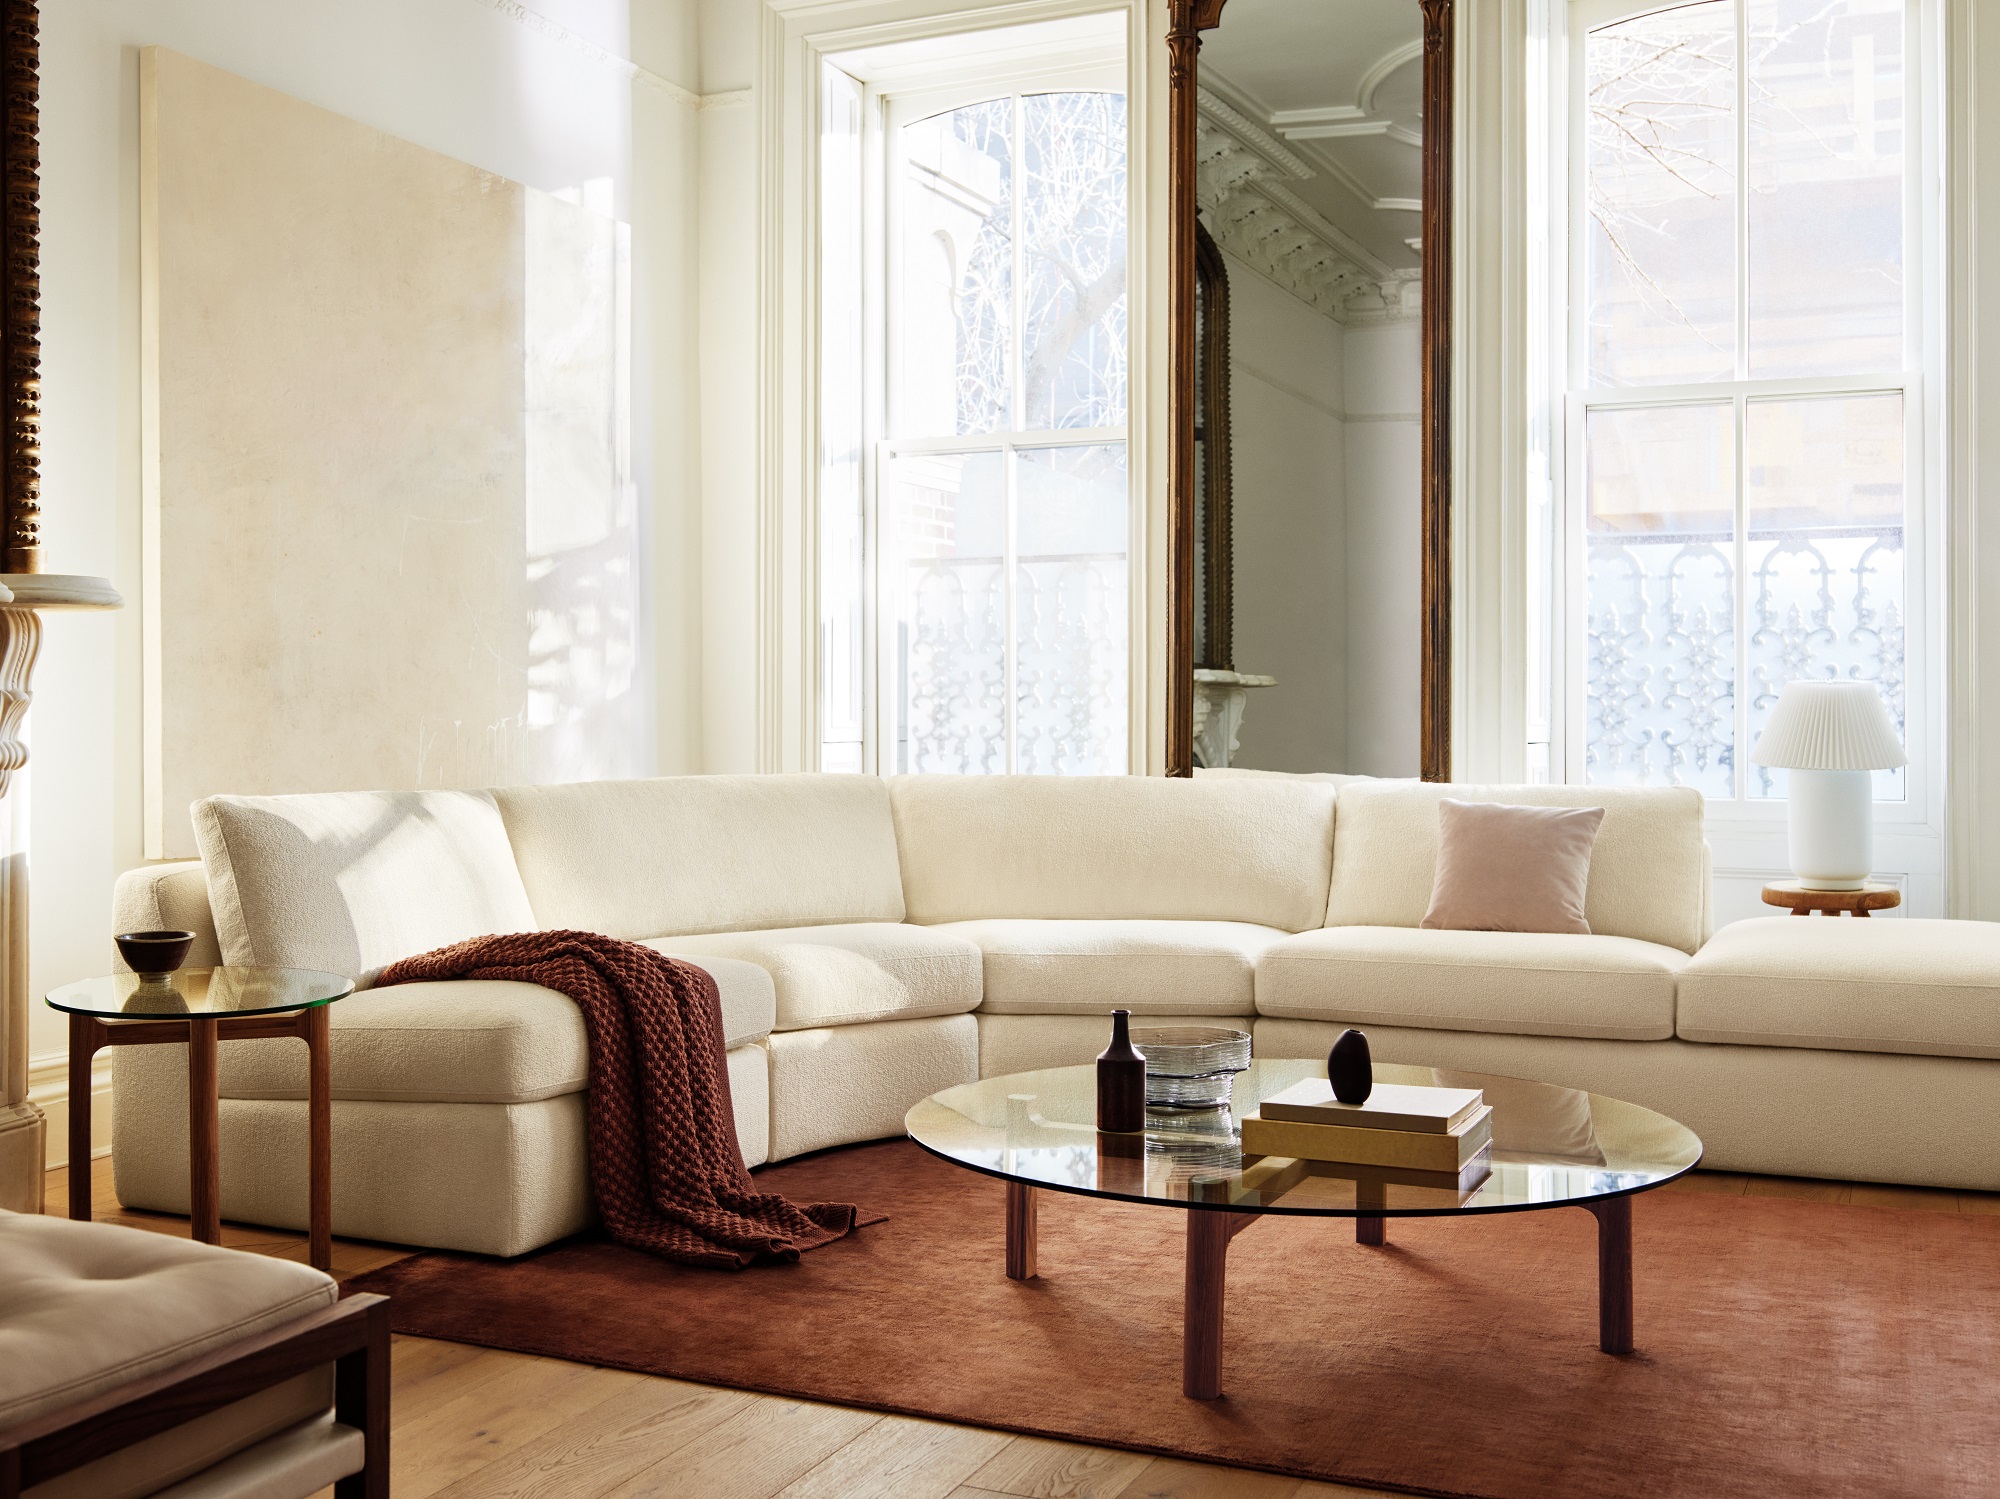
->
1750, 681, 1907, 770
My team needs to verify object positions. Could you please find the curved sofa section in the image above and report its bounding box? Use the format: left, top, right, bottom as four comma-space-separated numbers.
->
108, 772, 2000, 1257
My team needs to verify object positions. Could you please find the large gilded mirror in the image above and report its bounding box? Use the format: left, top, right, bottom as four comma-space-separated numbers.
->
1168, 0, 1450, 778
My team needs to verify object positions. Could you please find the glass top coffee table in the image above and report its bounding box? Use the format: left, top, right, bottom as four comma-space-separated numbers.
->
906, 1057, 1702, 1398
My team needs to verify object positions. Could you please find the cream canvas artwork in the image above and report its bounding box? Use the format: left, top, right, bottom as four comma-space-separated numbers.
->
140, 47, 641, 858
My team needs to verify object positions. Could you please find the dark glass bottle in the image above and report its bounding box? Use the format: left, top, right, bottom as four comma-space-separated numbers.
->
1096, 1008, 1147, 1132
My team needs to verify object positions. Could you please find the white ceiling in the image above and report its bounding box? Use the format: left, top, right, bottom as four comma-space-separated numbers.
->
1199, 0, 1424, 271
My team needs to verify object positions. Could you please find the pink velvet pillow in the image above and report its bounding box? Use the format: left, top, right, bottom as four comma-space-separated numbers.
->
1419, 799, 1606, 935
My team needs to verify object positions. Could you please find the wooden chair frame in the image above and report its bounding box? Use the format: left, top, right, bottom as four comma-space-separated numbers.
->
0, 1293, 389, 1498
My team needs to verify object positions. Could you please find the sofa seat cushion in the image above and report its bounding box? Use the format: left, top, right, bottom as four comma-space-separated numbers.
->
0, 1210, 335, 1433
936, 919, 1286, 1015
1678, 917, 2000, 1060
649, 923, 982, 1032
209, 957, 776, 1104
1255, 926, 1685, 1041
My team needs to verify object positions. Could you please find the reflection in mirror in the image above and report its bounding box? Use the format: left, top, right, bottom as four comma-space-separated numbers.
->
1192, 0, 1423, 775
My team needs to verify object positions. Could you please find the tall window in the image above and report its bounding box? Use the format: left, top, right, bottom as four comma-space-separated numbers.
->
1571, 0, 1922, 804
818, 42, 1131, 776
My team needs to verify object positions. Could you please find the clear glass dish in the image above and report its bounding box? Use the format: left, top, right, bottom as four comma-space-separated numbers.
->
1132, 1026, 1252, 1109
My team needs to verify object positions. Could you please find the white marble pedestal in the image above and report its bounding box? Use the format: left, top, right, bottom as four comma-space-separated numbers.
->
1192, 668, 1277, 769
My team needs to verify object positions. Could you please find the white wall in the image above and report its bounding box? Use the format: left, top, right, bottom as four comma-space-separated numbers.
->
1222, 253, 1348, 772
31, 0, 704, 1121
1343, 319, 1423, 778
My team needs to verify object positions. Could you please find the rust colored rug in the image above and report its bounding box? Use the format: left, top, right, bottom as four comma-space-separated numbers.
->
345, 1140, 2000, 1498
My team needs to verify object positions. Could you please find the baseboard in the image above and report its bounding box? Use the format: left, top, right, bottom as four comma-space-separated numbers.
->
28, 1052, 113, 1170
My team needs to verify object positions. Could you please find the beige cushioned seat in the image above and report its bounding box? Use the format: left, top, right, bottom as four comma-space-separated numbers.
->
1679, 917, 2000, 1059
205, 957, 775, 1104
936, 919, 1287, 1015
1255, 926, 1685, 1041
650, 925, 981, 1032
0, 1210, 341, 1499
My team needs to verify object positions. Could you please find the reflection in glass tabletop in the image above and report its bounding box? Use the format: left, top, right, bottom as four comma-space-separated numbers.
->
46, 967, 355, 1020
906, 1058, 1703, 1218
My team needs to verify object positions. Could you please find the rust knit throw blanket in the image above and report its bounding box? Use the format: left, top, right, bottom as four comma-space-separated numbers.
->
376, 931, 868, 1268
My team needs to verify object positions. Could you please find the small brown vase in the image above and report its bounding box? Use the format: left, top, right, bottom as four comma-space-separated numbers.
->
1096, 1009, 1147, 1133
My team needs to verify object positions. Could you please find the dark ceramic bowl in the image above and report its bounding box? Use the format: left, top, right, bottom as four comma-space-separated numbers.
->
115, 929, 196, 977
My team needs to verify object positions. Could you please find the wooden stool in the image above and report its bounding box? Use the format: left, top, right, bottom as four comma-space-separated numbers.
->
1761, 881, 1901, 917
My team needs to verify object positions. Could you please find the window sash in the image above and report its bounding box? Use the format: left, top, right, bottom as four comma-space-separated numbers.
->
1558, 0, 1936, 823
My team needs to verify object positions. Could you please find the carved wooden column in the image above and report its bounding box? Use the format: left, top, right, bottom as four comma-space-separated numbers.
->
1419, 0, 1454, 782
1165, 0, 1225, 777
0, 2, 123, 1210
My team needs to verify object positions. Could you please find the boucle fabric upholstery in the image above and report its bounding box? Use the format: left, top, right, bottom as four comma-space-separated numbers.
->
1253, 1018, 2000, 1190
890, 774, 1338, 930
1256, 927, 1686, 1041
376, 932, 860, 1267
1679, 917, 2000, 1059
1323, 781, 1708, 953
493, 774, 905, 938
191, 789, 537, 982
936, 919, 1287, 1015
110, 859, 222, 970
649, 924, 981, 1032
766, 1015, 977, 1160
191, 959, 773, 1106
112, 1046, 770, 1257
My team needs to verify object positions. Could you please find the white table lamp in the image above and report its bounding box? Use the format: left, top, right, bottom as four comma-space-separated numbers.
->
1750, 681, 1906, 890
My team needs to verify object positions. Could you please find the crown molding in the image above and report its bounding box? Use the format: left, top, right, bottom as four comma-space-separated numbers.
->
468, 0, 745, 110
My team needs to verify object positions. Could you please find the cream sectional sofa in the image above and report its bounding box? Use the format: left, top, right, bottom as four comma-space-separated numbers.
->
110, 773, 2000, 1257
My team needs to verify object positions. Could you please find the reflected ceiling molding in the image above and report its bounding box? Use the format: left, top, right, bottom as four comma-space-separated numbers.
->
1356, 38, 1425, 117
1195, 87, 1315, 179
1195, 118, 1417, 325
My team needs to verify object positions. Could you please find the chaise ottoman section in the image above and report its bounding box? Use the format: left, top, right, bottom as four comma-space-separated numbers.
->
1678, 916, 2000, 1059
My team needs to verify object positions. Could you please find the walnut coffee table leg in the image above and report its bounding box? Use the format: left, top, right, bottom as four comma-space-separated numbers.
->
188, 1016, 222, 1246
1184, 1210, 1234, 1399
306, 1005, 333, 1272
1586, 1195, 1634, 1355
1005, 1182, 1037, 1280
1356, 1215, 1386, 1245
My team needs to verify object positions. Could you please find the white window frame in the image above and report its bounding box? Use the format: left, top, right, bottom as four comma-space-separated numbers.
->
762, 0, 1151, 778
1548, 0, 1947, 908
876, 64, 1130, 774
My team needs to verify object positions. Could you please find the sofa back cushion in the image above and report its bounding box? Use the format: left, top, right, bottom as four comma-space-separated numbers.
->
192, 789, 538, 982
492, 774, 906, 939
891, 774, 1338, 931
1323, 781, 1708, 953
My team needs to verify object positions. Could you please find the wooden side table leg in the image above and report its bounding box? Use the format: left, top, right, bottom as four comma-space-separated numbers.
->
67, 1015, 102, 1221
1585, 1195, 1634, 1355
1184, 1210, 1234, 1399
1004, 1182, 1037, 1281
188, 1017, 221, 1245
307, 1005, 333, 1272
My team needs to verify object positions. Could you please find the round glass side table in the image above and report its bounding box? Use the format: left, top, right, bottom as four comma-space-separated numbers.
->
47, 967, 353, 1269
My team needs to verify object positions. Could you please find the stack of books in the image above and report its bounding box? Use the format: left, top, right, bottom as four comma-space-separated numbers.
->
1240, 1079, 1492, 1190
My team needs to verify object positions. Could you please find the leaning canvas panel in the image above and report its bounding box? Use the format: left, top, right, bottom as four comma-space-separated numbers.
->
140, 48, 642, 859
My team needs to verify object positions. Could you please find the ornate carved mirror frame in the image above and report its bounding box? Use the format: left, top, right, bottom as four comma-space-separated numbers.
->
1, 0, 41, 573
1166, 0, 1452, 779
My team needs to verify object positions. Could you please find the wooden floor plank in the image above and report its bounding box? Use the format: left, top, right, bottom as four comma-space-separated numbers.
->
1112, 1456, 1304, 1498
396, 1355, 645, 1499
1959, 1191, 2000, 1215
426, 1377, 753, 1499
965, 1435, 1155, 1499
603, 1396, 882, 1499
1662, 1171, 1749, 1197
1847, 1182, 1960, 1214
1740, 1175, 1850, 1204
776, 1414, 1012, 1499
